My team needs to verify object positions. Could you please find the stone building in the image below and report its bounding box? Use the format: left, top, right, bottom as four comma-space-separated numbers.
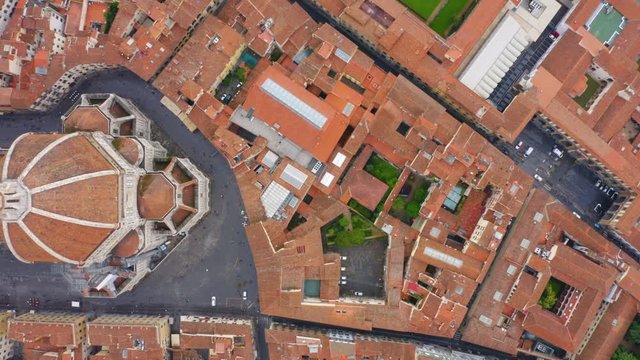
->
0, 93, 210, 297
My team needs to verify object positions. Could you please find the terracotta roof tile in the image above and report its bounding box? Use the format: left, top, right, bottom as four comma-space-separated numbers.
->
137, 173, 176, 220
22, 212, 114, 262
64, 107, 110, 134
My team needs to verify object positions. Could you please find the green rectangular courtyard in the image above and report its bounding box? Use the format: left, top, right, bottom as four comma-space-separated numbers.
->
400, 0, 440, 20
429, 0, 472, 37
586, 4, 625, 45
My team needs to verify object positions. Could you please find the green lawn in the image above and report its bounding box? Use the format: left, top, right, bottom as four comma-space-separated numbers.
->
400, 0, 441, 20
323, 211, 385, 248
429, 0, 471, 37
573, 75, 600, 109
365, 154, 401, 187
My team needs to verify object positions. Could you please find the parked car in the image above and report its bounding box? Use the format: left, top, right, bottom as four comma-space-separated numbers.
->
595, 179, 602, 188
594, 203, 602, 213
211, 296, 216, 306
242, 291, 247, 300
552, 147, 563, 158
534, 174, 543, 181
515, 141, 523, 150
524, 147, 534, 157
606, 188, 615, 197
355, 292, 363, 296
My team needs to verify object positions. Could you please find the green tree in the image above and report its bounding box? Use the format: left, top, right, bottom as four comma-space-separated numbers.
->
405, 201, 421, 218
626, 321, 640, 346
539, 285, 557, 310
414, 186, 428, 202
235, 68, 247, 83
103, 2, 119, 34
612, 346, 638, 360
337, 215, 350, 229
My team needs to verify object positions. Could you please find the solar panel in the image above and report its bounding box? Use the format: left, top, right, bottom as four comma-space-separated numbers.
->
335, 48, 353, 63
423, 247, 463, 268
261, 78, 328, 129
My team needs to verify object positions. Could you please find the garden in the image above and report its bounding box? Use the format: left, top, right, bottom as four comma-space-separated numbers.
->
538, 277, 567, 311
349, 153, 401, 221
573, 74, 601, 110
322, 211, 386, 249
400, 0, 440, 20
389, 174, 433, 225
401, 0, 479, 38
613, 317, 640, 360
103, 2, 119, 34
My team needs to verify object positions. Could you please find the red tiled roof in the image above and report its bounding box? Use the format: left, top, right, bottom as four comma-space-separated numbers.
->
243, 65, 349, 161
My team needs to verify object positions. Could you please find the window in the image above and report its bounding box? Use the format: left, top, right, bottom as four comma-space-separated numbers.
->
425, 264, 440, 277
396, 121, 410, 136
303, 194, 313, 204
417, 280, 433, 291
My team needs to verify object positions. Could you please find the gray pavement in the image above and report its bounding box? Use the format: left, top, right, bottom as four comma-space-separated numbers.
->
326, 239, 387, 299
513, 121, 614, 225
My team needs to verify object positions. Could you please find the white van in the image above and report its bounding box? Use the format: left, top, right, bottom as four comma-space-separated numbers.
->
524, 147, 534, 157
552, 148, 563, 158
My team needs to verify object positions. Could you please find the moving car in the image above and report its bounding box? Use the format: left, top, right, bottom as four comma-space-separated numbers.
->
534, 174, 543, 181
515, 141, 523, 150
211, 296, 216, 306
